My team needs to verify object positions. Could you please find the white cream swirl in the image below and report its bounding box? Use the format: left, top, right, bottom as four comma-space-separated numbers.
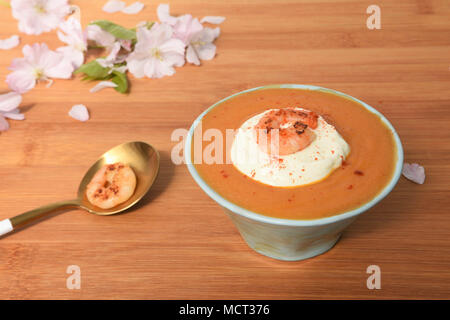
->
230, 108, 350, 187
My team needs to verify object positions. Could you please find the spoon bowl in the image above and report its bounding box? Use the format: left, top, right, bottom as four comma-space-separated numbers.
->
78, 141, 160, 215
0, 141, 160, 236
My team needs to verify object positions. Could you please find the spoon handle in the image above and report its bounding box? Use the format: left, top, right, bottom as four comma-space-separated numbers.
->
0, 199, 80, 237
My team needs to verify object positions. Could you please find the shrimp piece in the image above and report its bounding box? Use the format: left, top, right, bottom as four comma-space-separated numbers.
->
255, 108, 318, 156
86, 162, 137, 209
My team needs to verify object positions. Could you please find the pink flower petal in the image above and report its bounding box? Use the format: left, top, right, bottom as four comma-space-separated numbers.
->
126, 57, 147, 78
3, 110, 25, 120
0, 92, 22, 112
156, 4, 178, 25
102, 0, 126, 13
46, 56, 74, 79
119, 39, 132, 51
97, 41, 123, 68
111, 65, 128, 73
172, 15, 203, 45
187, 27, 219, 64
57, 46, 85, 69
402, 163, 425, 184
200, 16, 226, 25
0, 116, 9, 132
106, 41, 122, 61
6, 70, 36, 94
0, 35, 20, 50
196, 43, 216, 61
68, 104, 89, 122
122, 2, 144, 14
89, 81, 118, 93
186, 45, 200, 66
199, 27, 220, 43
0, 92, 24, 121
86, 24, 116, 48
56, 16, 87, 64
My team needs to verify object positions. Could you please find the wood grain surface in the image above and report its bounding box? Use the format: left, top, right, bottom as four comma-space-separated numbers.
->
0, 0, 449, 299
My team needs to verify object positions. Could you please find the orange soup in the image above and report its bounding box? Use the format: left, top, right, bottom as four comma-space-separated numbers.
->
192, 88, 398, 220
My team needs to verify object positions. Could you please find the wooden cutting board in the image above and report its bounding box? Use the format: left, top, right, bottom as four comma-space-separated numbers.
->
0, 0, 449, 299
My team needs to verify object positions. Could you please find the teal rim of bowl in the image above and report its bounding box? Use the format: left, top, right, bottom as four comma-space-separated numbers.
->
185, 84, 404, 226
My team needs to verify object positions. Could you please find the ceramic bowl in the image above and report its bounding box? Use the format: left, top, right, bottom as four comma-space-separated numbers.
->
185, 84, 403, 261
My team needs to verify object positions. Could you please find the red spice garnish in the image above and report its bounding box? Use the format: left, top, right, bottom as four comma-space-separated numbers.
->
220, 169, 228, 178
331, 150, 335, 154
341, 160, 348, 167
354, 170, 364, 176
347, 185, 353, 190
314, 157, 318, 161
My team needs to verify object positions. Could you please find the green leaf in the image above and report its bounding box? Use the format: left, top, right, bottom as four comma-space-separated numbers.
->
110, 71, 129, 94
90, 20, 136, 40
74, 60, 110, 80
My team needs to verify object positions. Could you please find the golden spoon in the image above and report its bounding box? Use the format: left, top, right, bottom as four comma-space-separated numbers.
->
0, 141, 160, 237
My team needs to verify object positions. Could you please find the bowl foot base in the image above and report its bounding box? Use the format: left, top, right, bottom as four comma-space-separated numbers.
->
245, 234, 342, 261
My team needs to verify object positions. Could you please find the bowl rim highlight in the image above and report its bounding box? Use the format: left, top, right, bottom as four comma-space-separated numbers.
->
185, 84, 404, 227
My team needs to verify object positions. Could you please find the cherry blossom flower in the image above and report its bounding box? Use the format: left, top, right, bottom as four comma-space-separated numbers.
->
0, 35, 20, 50
69, 104, 89, 121
56, 17, 87, 69
186, 27, 221, 65
126, 23, 185, 79
156, 4, 222, 65
402, 163, 425, 184
11, 0, 71, 35
0, 92, 24, 132
6, 43, 74, 93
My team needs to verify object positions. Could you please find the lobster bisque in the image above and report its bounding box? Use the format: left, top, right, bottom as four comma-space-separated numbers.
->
193, 88, 397, 220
